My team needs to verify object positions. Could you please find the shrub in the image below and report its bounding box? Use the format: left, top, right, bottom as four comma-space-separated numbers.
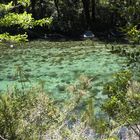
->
102, 70, 140, 139
0, 75, 95, 140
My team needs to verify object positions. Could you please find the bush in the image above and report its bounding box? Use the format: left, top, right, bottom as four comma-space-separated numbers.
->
102, 70, 140, 139
0, 88, 61, 139
0, 75, 95, 140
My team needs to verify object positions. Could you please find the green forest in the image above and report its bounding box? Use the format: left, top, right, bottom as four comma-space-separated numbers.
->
0, 0, 140, 140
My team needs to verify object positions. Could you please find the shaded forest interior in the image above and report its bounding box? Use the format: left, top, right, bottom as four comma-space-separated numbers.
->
0, 0, 140, 40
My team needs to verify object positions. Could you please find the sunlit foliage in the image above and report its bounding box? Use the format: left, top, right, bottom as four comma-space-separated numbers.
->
103, 71, 140, 138
0, 1, 52, 44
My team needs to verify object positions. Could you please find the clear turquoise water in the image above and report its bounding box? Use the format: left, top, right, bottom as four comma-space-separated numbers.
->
0, 41, 128, 100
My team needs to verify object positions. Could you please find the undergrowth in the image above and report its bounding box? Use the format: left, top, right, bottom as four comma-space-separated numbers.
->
0, 71, 140, 140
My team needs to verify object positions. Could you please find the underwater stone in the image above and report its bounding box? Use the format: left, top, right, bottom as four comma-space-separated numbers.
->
0, 78, 3, 81
57, 85, 65, 92
136, 52, 140, 57
121, 49, 127, 56
24, 73, 31, 78
25, 68, 32, 72
66, 81, 70, 84
60, 79, 70, 84
23, 61, 28, 65
7, 75, 17, 81
42, 55, 48, 59
0, 64, 6, 69
59, 66, 64, 69
118, 127, 128, 140
40, 59, 46, 62
91, 88, 101, 94
48, 72, 57, 77
12, 59, 18, 62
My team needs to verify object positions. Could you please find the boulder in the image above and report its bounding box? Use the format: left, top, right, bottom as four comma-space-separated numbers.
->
81, 31, 95, 39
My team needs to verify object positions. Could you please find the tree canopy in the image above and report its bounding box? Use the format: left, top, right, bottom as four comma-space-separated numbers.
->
0, 0, 52, 44
0, 0, 140, 43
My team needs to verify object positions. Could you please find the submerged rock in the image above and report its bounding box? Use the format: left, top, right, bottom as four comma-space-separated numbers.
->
0, 78, 3, 81
48, 72, 57, 78
118, 126, 128, 140
7, 75, 17, 81
57, 84, 66, 92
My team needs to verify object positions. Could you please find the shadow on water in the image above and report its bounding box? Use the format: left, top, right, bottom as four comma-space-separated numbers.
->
28, 29, 135, 46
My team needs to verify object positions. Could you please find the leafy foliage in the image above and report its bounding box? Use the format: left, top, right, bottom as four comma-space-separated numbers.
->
0, 74, 95, 140
0, 1, 52, 44
17, 0, 30, 7
0, 71, 124, 140
127, 25, 140, 44
0, 12, 34, 29
102, 70, 140, 138
0, 12, 52, 29
0, 33, 28, 43
0, 89, 60, 139
0, 2, 13, 12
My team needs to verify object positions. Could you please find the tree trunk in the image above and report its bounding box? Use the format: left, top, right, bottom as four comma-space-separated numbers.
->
13, 0, 17, 6
54, 0, 60, 19
91, 0, 96, 23
39, 0, 44, 18
30, 0, 36, 18
13, 0, 18, 12
81, 0, 91, 29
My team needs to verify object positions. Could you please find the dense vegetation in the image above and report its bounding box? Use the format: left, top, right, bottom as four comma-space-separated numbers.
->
0, 0, 140, 43
0, 0, 140, 140
0, 69, 140, 139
